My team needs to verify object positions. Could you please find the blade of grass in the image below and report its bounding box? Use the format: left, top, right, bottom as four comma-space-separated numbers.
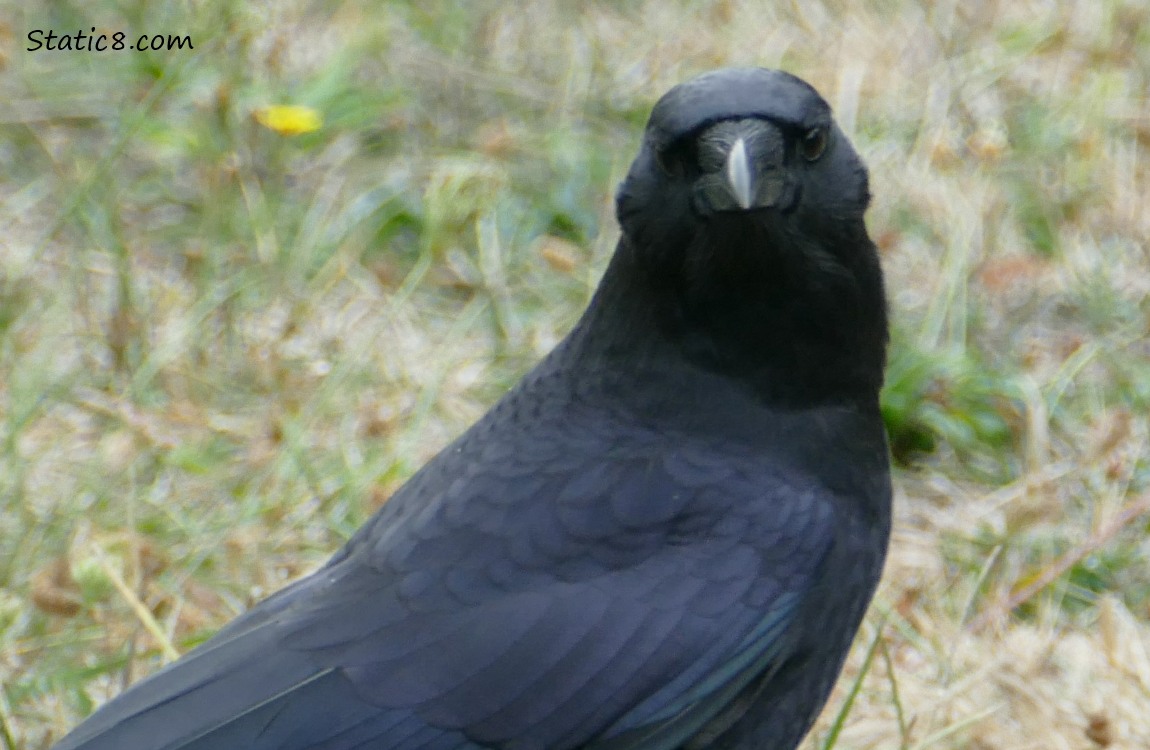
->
908, 704, 1002, 750
968, 492, 1150, 632
821, 617, 886, 749
0, 688, 15, 750
879, 634, 909, 750
89, 543, 179, 663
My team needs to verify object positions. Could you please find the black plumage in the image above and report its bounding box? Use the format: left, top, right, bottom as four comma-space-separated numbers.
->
53, 67, 891, 750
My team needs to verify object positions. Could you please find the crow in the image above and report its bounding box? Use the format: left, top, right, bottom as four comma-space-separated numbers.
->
53, 67, 891, 750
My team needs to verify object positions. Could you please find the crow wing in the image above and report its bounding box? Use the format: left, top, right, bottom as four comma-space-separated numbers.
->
56, 396, 837, 750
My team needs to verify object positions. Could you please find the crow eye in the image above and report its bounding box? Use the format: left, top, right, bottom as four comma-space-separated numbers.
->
656, 138, 700, 179
800, 127, 828, 161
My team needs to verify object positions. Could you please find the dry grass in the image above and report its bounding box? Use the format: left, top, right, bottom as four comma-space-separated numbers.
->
1, 1, 1148, 748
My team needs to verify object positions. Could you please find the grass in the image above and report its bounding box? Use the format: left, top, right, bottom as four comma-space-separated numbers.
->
2, 0, 1149, 747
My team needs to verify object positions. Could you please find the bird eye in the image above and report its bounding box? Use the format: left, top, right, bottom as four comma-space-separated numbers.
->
800, 127, 828, 161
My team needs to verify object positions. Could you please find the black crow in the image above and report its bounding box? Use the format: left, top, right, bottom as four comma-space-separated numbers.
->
53, 67, 890, 750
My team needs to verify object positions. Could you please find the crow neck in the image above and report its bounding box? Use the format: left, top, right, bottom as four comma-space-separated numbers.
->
562, 236, 887, 409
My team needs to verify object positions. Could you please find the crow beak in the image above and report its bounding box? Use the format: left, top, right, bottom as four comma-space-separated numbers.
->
692, 118, 791, 214
725, 138, 754, 211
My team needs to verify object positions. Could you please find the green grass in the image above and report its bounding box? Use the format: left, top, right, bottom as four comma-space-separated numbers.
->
2, 0, 1149, 747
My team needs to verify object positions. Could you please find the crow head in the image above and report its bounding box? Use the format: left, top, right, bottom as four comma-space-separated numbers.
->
617, 68, 871, 263
609, 68, 887, 403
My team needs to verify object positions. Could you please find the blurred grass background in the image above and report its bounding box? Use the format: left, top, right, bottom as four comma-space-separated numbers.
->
1, 0, 1149, 747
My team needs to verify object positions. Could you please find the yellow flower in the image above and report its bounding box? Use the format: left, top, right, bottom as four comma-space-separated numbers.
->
254, 105, 323, 136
